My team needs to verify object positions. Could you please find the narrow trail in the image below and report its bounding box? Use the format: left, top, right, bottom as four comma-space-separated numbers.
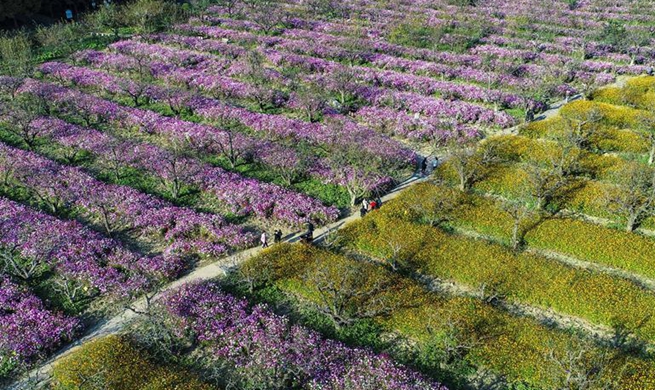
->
8, 170, 434, 389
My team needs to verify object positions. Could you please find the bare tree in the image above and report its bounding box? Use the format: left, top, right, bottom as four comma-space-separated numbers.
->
604, 162, 655, 232
247, 0, 285, 35
546, 340, 619, 390
635, 112, 655, 165
560, 105, 604, 151
326, 144, 383, 206
0, 98, 48, 149
326, 66, 360, 114
302, 258, 401, 329
449, 138, 503, 192
522, 142, 582, 212
401, 185, 463, 227
294, 82, 327, 123
499, 197, 534, 251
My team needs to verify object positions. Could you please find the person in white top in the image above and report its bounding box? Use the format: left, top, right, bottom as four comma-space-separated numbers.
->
260, 232, 268, 248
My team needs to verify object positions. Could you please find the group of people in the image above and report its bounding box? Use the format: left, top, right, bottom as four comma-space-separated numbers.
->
360, 196, 382, 217
260, 221, 316, 248
260, 228, 283, 248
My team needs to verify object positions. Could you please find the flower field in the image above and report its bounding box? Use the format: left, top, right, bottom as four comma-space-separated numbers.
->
3, 0, 655, 388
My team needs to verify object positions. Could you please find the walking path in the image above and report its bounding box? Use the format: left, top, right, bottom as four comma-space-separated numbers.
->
8, 169, 434, 390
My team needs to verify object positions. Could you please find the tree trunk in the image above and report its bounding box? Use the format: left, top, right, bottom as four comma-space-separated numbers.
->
511, 218, 521, 250
458, 173, 468, 192
626, 213, 638, 232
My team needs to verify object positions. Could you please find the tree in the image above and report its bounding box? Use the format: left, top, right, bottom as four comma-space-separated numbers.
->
546, 340, 619, 390
294, 82, 327, 123
0, 98, 49, 150
218, 0, 244, 16
0, 0, 41, 27
560, 105, 604, 151
387, 16, 445, 50
604, 162, 655, 232
241, 51, 284, 110
119, 80, 153, 107
635, 111, 655, 165
522, 142, 582, 212
34, 21, 88, 60
400, 184, 463, 228
500, 197, 534, 251
325, 66, 360, 114
600, 20, 652, 66
261, 146, 307, 186
302, 257, 403, 329
305, 0, 349, 19
449, 138, 503, 192
87, 3, 126, 39
200, 110, 255, 169
123, 0, 184, 35
247, 0, 284, 35
325, 143, 383, 206
480, 53, 501, 112
0, 32, 34, 78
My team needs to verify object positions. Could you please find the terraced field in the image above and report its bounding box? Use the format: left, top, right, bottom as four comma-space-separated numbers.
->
2, 0, 655, 389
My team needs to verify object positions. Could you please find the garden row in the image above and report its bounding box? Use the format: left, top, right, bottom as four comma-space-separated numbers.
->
230, 241, 655, 389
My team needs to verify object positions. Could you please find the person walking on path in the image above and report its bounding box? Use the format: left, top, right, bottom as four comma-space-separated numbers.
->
369, 199, 377, 210
362, 198, 369, 211
432, 156, 439, 172
260, 232, 269, 248
360, 204, 367, 218
375, 196, 382, 209
421, 157, 428, 176
273, 229, 282, 244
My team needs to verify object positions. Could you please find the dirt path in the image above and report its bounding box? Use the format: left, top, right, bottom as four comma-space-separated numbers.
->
8, 170, 434, 389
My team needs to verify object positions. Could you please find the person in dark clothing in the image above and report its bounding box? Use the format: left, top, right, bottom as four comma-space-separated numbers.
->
375, 196, 382, 209
274, 229, 282, 244
421, 157, 428, 175
525, 108, 534, 122
360, 205, 367, 217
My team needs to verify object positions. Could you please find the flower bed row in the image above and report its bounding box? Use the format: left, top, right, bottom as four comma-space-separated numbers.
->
0, 141, 253, 259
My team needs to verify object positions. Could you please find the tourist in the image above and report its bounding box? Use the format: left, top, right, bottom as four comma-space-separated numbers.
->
421, 157, 428, 175
432, 156, 439, 170
274, 229, 282, 244
260, 232, 268, 248
369, 199, 377, 210
360, 204, 367, 217
375, 196, 382, 209
362, 198, 369, 210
